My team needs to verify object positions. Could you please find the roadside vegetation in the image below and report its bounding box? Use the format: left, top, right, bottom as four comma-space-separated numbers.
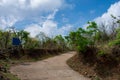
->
0, 15, 120, 80
0, 29, 70, 80
67, 15, 120, 80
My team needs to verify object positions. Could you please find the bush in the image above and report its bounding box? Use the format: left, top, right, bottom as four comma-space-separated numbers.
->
111, 46, 120, 62
109, 39, 120, 46
79, 46, 98, 65
97, 50, 105, 57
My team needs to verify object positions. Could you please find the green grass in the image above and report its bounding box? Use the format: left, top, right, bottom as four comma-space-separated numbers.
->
2, 72, 20, 80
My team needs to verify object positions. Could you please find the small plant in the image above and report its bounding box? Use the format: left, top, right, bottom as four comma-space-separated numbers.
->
95, 77, 101, 80
93, 76, 101, 80
108, 39, 120, 46
97, 50, 105, 57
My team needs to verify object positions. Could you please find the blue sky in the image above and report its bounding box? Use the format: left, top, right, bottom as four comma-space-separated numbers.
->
55, 0, 119, 27
0, 0, 120, 37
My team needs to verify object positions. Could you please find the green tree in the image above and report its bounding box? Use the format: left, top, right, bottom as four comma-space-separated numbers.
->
17, 30, 29, 48
54, 35, 66, 50
67, 22, 99, 52
0, 30, 11, 49
86, 21, 99, 44
67, 28, 90, 52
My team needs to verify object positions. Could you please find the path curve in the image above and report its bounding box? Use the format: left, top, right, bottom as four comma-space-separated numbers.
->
10, 52, 90, 80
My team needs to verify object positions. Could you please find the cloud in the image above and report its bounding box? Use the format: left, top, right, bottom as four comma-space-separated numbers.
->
0, 0, 64, 11
94, 1, 120, 27
57, 24, 73, 35
47, 9, 58, 20
24, 21, 57, 37
82, 1, 120, 31
30, 0, 64, 10
24, 24, 41, 37
24, 10, 73, 37
0, 15, 18, 30
0, 0, 77, 37
0, 0, 65, 30
24, 22, 73, 38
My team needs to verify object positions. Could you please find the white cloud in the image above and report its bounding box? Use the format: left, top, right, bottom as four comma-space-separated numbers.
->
24, 24, 41, 37
24, 9, 73, 37
24, 22, 73, 38
82, 1, 120, 31
47, 9, 58, 20
0, 0, 65, 30
0, 0, 64, 10
0, 15, 18, 30
24, 21, 56, 37
57, 24, 73, 36
30, 0, 64, 10
94, 1, 120, 27
0, 0, 74, 37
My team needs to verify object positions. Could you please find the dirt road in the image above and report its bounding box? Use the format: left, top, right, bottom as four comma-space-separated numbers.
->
10, 52, 90, 80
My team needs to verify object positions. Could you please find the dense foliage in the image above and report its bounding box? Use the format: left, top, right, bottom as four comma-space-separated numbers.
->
67, 16, 120, 79
66, 22, 99, 53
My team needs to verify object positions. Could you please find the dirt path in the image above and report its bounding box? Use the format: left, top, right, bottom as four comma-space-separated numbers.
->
10, 52, 90, 80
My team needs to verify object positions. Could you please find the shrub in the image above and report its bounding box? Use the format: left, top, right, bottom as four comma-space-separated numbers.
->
97, 50, 106, 57
109, 39, 120, 46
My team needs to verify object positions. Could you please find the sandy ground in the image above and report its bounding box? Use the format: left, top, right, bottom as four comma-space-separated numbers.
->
10, 52, 90, 80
